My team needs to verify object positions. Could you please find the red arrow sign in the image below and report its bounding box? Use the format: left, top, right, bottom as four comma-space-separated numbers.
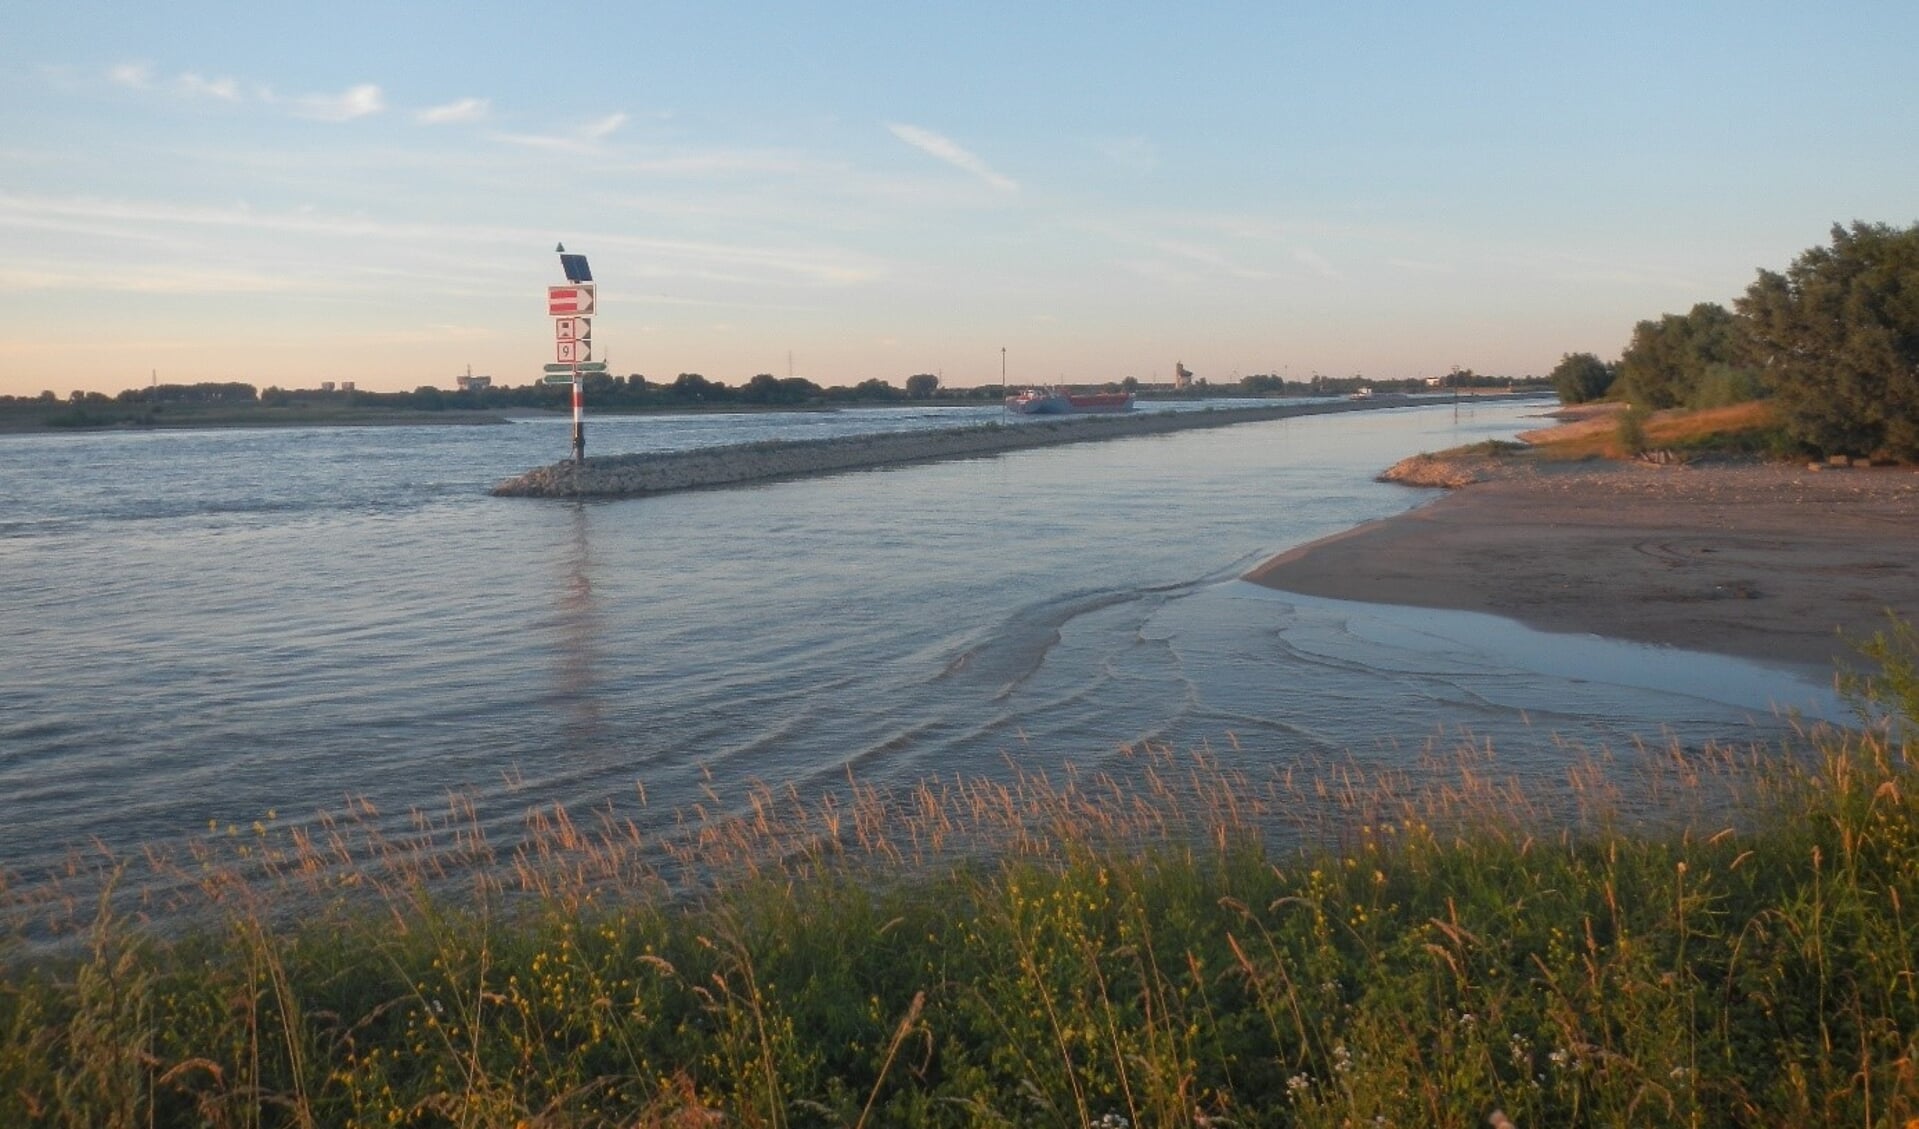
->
548, 285, 597, 316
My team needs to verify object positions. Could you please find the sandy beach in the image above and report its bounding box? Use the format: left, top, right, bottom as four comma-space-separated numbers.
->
1247, 455, 1919, 674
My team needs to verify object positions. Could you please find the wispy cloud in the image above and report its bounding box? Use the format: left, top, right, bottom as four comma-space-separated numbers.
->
1095, 135, 1158, 174
1488, 248, 1703, 293
581, 112, 627, 140
613, 150, 824, 178
178, 72, 242, 102
1149, 238, 1274, 281
0, 335, 204, 356
1293, 247, 1341, 280
0, 262, 302, 295
108, 62, 153, 90
105, 63, 395, 122
360, 323, 503, 345
0, 193, 886, 291
1072, 216, 1286, 285
0, 193, 496, 244
493, 111, 629, 153
1387, 256, 1455, 274
1115, 257, 1202, 287
885, 123, 1017, 193
417, 97, 489, 125
295, 83, 385, 122
109, 63, 245, 103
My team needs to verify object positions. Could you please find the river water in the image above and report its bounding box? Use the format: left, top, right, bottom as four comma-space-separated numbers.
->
0, 400, 1842, 886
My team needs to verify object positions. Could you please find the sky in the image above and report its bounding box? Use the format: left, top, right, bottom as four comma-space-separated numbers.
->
3, 2, 1916, 398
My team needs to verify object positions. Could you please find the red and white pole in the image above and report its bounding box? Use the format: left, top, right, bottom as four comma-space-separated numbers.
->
570, 368, 585, 463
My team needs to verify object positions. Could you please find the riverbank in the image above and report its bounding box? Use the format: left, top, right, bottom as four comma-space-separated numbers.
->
492, 396, 1448, 497
1247, 451, 1919, 672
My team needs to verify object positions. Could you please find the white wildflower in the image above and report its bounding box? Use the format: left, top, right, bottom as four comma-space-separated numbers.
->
1507, 1033, 1530, 1069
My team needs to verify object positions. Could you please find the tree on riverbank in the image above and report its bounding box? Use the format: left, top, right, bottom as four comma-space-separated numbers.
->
1614, 302, 1759, 410
1738, 220, 1919, 460
1566, 220, 1918, 461
1548, 352, 1615, 403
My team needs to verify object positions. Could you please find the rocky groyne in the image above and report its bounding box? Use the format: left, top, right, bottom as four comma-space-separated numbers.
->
492, 398, 1416, 499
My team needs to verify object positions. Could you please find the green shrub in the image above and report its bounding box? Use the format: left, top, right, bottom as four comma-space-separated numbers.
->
1685, 363, 1769, 409
1616, 405, 1649, 455
1840, 612, 1919, 744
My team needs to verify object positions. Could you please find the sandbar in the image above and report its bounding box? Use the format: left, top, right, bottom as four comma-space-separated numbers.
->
1246, 456, 1919, 674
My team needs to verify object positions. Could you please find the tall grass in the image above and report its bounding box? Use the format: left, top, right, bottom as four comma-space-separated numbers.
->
1523, 401, 1786, 461
2, 683, 1914, 1125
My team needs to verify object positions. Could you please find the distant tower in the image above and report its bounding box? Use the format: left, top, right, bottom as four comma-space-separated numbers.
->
1174, 362, 1193, 390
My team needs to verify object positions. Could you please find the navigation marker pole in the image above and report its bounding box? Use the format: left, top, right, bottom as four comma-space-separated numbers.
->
571, 366, 584, 462
548, 243, 598, 464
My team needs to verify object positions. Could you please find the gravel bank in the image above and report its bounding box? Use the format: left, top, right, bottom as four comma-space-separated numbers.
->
492, 398, 1421, 498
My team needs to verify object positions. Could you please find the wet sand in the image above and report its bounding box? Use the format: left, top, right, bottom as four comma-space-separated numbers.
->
1246, 456, 1919, 674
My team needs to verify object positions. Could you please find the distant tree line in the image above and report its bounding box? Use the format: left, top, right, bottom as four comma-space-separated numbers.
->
0, 372, 984, 426
1551, 220, 1919, 460
7, 366, 1550, 428
5, 360, 1556, 431
256, 371, 980, 412
1238, 368, 1534, 397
